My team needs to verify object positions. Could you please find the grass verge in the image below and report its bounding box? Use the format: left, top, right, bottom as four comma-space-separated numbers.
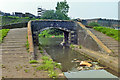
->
0, 29, 10, 43
93, 27, 120, 41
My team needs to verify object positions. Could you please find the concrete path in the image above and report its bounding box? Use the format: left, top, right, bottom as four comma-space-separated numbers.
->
1, 28, 50, 79
89, 28, 119, 57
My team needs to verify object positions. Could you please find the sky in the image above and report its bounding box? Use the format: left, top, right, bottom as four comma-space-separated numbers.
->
0, 0, 119, 19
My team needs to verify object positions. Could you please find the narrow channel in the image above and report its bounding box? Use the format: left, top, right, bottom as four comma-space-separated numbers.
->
39, 37, 118, 78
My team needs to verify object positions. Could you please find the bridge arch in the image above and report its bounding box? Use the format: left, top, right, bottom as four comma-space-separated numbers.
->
30, 20, 78, 46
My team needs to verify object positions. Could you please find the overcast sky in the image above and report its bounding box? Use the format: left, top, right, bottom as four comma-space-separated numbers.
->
0, 0, 119, 19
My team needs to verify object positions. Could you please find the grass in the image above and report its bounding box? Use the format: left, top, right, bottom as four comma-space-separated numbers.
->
2, 16, 37, 26
29, 60, 38, 64
93, 27, 120, 42
25, 36, 29, 53
41, 56, 49, 60
79, 45, 82, 49
48, 70, 57, 78
70, 44, 75, 48
32, 65, 37, 67
0, 29, 10, 43
24, 69, 29, 73
36, 55, 62, 78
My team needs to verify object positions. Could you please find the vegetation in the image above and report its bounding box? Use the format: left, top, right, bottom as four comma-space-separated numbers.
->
56, 0, 69, 16
29, 60, 38, 64
93, 27, 120, 41
36, 55, 62, 78
24, 69, 29, 73
41, 10, 70, 20
79, 45, 82, 49
88, 22, 100, 27
70, 44, 75, 48
41, 0, 70, 20
39, 28, 63, 38
40, 0, 70, 36
25, 36, 29, 53
0, 29, 9, 43
1, 16, 37, 26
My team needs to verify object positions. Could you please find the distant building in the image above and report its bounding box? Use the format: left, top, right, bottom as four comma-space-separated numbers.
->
25, 12, 35, 18
12, 12, 24, 17
85, 18, 120, 28
0, 11, 11, 16
37, 7, 47, 17
0, 11, 4, 16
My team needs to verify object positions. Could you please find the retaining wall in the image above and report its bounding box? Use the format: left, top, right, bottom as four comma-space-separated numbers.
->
1, 22, 28, 29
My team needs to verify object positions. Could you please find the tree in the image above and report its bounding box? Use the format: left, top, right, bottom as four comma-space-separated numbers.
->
41, 10, 70, 20
41, 10, 55, 19
55, 0, 69, 16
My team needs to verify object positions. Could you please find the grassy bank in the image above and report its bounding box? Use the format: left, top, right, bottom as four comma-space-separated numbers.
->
93, 27, 120, 41
0, 29, 10, 43
1, 16, 37, 26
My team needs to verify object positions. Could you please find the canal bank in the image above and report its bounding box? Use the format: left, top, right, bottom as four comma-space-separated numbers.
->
39, 37, 118, 79
70, 45, 119, 77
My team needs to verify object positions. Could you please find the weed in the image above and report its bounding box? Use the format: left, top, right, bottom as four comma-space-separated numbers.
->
32, 65, 37, 67
33, 72, 36, 75
54, 62, 62, 69
110, 61, 112, 63
36, 64, 54, 71
29, 60, 38, 64
48, 70, 57, 78
70, 44, 75, 48
40, 50, 44, 53
2, 65, 6, 68
25, 40, 29, 53
39, 45, 43, 50
15, 66, 22, 71
24, 69, 29, 73
41, 56, 49, 60
36, 55, 61, 79
79, 45, 82, 49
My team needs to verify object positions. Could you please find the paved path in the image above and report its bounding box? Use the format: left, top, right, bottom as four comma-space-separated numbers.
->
1, 28, 49, 79
89, 28, 119, 57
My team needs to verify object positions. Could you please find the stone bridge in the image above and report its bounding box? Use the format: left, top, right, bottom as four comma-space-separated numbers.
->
29, 20, 78, 46
28, 20, 112, 60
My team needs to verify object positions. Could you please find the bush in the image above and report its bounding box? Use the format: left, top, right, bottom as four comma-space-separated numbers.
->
88, 22, 100, 27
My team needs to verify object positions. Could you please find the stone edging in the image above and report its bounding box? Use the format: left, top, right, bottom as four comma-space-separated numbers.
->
28, 21, 35, 60
72, 46, 119, 76
77, 22, 112, 54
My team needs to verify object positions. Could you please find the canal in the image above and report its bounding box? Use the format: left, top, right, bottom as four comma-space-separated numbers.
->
39, 37, 117, 78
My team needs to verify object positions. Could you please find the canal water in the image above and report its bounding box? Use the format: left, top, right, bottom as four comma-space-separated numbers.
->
39, 37, 117, 78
